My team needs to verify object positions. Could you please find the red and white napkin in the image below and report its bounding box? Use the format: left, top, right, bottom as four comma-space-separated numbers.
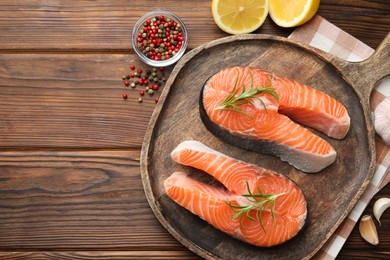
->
289, 15, 389, 259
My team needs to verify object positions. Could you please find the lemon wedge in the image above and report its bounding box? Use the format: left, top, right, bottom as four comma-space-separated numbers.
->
211, 0, 269, 34
269, 0, 320, 28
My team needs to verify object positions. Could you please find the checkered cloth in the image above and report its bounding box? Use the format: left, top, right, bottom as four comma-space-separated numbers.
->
289, 15, 390, 259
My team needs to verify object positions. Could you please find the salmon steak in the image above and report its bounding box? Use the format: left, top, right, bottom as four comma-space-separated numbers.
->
164, 140, 308, 247
200, 66, 350, 173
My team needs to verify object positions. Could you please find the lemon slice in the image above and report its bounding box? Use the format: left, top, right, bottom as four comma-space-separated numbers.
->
269, 0, 320, 28
212, 0, 269, 34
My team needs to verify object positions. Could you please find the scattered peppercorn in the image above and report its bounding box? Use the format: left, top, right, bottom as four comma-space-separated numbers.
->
121, 64, 167, 104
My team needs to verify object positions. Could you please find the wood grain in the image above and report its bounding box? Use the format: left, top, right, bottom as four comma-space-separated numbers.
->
338, 191, 390, 259
0, 251, 199, 260
0, 54, 171, 149
0, 0, 388, 51
141, 35, 378, 259
0, 0, 389, 259
0, 150, 184, 250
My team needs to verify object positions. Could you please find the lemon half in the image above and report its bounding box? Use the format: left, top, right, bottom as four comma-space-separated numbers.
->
269, 0, 320, 28
212, 0, 269, 34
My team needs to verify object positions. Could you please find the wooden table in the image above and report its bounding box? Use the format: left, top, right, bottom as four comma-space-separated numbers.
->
0, 1, 389, 259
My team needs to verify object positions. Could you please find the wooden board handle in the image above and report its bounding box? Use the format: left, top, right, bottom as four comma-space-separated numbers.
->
363, 31, 390, 84
335, 32, 390, 101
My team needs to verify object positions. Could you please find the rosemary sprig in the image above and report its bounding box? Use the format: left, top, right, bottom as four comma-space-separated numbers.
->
225, 182, 285, 233
214, 70, 279, 117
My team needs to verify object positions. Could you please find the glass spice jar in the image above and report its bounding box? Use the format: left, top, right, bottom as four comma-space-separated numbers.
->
131, 10, 188, 67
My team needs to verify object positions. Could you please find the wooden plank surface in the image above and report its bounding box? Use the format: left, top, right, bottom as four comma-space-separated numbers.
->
0, 150, 183, 250
0, 146, 387, 259
0, 54, 171, 148
0, 251, 199, 259
338, 190, 390, 259
0, 0, 388, 51
0, 0, 389, 259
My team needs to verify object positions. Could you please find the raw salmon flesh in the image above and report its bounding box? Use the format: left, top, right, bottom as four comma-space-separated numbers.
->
164, 140, 308, 247
200, 66, 350, 172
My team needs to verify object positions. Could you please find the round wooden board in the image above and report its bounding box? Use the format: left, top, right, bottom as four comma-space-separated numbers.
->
141, 34, 389, 259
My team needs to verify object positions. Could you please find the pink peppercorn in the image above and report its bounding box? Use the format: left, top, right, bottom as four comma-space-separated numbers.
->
136, 15, 185, 62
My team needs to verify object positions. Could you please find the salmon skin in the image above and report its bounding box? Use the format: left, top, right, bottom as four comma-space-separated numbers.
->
200, 66, 350, 173
164, 140, 308, 247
